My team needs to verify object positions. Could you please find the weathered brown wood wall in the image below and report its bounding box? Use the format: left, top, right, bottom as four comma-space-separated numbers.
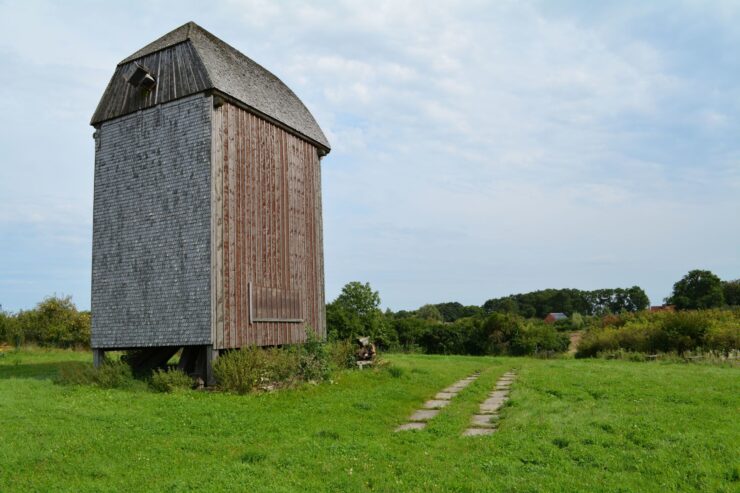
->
211, 100, 325, 348
91, 42, 211, 125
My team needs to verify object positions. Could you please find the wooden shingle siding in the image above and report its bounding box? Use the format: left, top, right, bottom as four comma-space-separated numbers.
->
212, 101, 325, 348
91, 94, 212, 349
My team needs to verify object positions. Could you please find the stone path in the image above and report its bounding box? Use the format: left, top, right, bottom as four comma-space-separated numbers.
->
395, 372, 480, 432
462, 370, 516, 437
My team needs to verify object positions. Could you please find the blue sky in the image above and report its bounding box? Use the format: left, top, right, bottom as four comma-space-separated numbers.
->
0, 0, 738, 312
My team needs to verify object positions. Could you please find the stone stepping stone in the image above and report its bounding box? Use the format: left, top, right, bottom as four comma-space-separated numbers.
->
397, 372, 480, 432
483, 396, 506, 405
471, 414, 496, 428
423, 400, 450, 409
480, 403, 503, 414
443, 384, 466, 393
462, 427, 495, 436
409, 409, 440, 421
442, 373, 480, 391
464, 371, 516, 432
395, 422, 426, 432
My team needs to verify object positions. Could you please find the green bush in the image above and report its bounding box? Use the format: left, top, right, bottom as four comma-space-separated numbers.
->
299, 330, 331, 382
57, 360, 138, 389
705, 324, 740, 354
655, 311, 711, 352
213, 330, 336, 393
419, 322, 469, 355
576, 309, 740, 357
510, 322, 570, 355
213, 346, 297, 394
0, 311, 17, 346
328, 339, 357, 370
2, 296, 90, 348
149, 368, 193, 392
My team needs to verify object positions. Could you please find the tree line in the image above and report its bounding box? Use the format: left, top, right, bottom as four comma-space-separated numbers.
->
481, 287, 650, 318
2, 269, 737, 357
326, 271, 740, 356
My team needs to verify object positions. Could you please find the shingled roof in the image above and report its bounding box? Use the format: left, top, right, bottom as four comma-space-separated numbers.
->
91, 22, 330, 151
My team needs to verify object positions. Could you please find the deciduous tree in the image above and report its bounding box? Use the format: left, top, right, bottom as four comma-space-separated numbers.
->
666, 270, 724, 310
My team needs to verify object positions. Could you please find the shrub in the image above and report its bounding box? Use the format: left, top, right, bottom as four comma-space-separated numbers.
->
705, 324, 740, 354
419, 322, 468, 355
655, 311, 711, 352
481, 313, 523, 355
328, 339, 357, 370
510, 322, 570, 355
299, 330, 331, 382
213, 346, 295, 394
570, 312, 585, 330
213, 330, 336, 393
4, 296, 90, 348
95, 361, 138, 388
57, 360, 137, 389
149, 368, 193, 392
577, 309, 740, 357
0, 311, 10, 343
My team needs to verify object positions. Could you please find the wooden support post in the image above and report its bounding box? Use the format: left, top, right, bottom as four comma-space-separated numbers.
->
93, 349, 105, 368
206, 345, 219, 387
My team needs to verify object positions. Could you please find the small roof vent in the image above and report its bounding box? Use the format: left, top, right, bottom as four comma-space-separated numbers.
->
126, 64, 156, 90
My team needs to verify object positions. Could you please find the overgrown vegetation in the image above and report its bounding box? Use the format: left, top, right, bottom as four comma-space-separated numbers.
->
324, 270, 740, 359
326, 282, 571, 356
0, 296, 90, 348
576, 309, 740, 358
149, 368, 194, 392
56, 359, 141, 390
213, 331, 350, 394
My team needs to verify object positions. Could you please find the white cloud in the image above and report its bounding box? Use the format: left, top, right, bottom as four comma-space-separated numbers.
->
0, 0, 738, 310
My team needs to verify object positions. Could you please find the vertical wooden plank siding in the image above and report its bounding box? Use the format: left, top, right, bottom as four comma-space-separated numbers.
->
212, 101, 225, 350
212, 101, 325, 349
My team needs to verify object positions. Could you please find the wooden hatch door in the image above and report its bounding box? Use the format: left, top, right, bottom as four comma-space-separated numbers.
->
248, 282, 303, 323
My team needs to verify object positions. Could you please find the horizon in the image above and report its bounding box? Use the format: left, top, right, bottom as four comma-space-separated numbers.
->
1, 1, 738, 312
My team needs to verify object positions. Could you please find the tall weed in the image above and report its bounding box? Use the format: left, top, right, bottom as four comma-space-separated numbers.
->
149, 368, 193, 392
56, 360, 139, 389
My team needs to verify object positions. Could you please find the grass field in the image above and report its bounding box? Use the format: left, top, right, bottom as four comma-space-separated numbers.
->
0, 348, 737, 492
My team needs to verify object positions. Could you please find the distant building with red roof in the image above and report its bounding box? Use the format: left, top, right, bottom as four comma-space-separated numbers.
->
544, 312, 568, 323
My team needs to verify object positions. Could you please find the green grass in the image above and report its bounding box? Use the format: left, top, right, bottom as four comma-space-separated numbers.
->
0, 348, 737, 492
